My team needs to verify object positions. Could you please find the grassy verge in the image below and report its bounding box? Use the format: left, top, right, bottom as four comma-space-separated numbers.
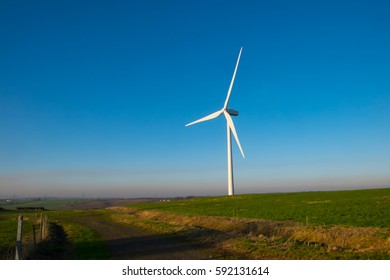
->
60, 222, 108, 259
46, 210, 109, 259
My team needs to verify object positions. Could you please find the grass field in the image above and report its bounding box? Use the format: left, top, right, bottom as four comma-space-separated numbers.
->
129, 188, 390, 228
1, 188, 389, 260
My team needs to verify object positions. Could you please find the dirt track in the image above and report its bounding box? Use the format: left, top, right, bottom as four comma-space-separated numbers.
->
73, 212, 212, 260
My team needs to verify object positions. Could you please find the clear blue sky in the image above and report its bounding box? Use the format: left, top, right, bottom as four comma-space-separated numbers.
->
1, 0, 389, 198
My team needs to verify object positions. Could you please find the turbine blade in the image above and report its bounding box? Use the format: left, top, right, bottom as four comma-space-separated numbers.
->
223, 111, 245, 158
223, 47, 243, 109
185, 109, 223, 127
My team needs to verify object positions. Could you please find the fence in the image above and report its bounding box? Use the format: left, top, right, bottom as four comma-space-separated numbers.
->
1, 214, 49, 260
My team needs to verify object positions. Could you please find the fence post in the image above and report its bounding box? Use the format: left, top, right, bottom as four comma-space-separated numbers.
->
41, 215, 46, 241
15, 215, 23, 260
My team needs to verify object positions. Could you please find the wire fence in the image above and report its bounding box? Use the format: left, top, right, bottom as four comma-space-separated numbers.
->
0, 214, 49, 260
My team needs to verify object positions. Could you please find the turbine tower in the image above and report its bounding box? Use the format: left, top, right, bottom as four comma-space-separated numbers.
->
186, 47, 245, 196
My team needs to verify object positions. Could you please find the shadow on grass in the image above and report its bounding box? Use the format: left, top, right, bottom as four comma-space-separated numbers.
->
27, 223, 68, 259
27, 223, 108, 260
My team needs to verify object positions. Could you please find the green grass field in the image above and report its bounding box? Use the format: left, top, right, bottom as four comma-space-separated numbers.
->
130, 188, 390, 228
1, 188, 389, 259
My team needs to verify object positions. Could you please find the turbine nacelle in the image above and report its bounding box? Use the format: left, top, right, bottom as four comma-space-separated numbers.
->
226, 109, 239, 116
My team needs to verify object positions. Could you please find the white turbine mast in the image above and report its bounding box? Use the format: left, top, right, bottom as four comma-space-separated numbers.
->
186, 47, 245, 196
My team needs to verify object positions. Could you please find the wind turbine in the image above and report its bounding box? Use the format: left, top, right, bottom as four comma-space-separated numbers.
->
186, 47, 245, 196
